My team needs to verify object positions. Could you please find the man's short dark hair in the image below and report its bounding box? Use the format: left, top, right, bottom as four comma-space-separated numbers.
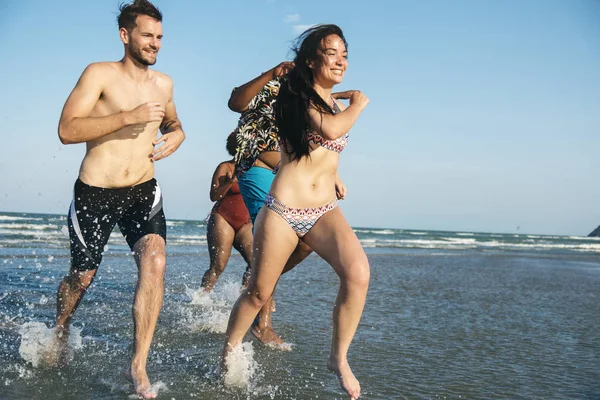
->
117, 0, 163, 31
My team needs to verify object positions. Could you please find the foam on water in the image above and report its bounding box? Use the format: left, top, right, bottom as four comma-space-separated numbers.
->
18, 321, 83, 367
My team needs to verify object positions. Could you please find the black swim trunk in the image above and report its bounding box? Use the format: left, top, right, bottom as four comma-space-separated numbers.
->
67, 178, 167, 271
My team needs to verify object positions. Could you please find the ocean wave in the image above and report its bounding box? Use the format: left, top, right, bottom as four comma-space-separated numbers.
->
0, 216, 44, 222
2, 213, 598, 254
477, 240, 600, 251
169, 239, 208, 246
173, 234, 207, 240
568, 235, 600, 241
166, 220, 204, 227
0, 230, 66, 238
166, 221, 187, 226
357, 238, 600, 252
444, 238, 477, 244
0, 224, 60, 230
359, 238, 478, 249
354, 229, 395, 235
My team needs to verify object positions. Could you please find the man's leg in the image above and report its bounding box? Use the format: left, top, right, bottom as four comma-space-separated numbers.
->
47, 180, 116, 366
45, 267, 97, 366
56, 268, 97, 330
130, 234, 166, 399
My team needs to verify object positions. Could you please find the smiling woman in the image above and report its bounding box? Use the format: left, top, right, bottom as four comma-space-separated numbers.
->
220, 24, 370, 400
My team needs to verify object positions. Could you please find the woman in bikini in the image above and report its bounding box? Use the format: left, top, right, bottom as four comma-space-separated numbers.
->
222, 24, 370, 399
201, 133, 253, 291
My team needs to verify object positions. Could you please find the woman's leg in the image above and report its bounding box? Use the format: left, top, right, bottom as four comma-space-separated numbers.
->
232, 222, 253, 287
221, 208, 298, 360
303, 207, 370, 400
201, 214, 235, 291
234, 220, 288, 345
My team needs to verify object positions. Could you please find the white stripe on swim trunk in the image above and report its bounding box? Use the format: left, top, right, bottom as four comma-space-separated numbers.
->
69, 196, 87, 249
152, 183, 162, 209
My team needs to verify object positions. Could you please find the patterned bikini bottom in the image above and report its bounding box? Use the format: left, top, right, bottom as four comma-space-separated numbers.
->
264, 193, 338, 237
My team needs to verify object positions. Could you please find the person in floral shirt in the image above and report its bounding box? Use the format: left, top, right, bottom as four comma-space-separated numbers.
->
228, 62, 313, 346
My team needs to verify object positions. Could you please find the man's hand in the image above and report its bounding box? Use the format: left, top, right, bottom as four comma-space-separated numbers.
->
151, 129, 185, 161
270, 61, 295, 80
127, 102, 165, 124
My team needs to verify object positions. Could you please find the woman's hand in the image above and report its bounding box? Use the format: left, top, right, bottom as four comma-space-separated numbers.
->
270, 61, 295, 79
335, 174, 347, 200
349, 90, 370, 110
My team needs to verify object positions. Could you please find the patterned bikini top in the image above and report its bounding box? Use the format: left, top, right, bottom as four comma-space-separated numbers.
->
306, 99, 349, 153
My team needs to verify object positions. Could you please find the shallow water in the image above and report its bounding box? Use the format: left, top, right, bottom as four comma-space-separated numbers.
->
1, 212, 599, 399
2, 251, 599, 399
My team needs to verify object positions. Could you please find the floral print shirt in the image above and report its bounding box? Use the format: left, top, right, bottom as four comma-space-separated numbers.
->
233, 79, 281, 176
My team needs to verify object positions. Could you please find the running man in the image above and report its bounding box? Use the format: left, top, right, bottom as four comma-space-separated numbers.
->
48, 1, 185, 398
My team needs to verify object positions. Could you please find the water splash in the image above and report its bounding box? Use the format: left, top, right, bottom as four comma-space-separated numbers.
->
223, 342, 259, 390
126, 381, 168, 399
180, 280, 243, 334
18, 321, 83, 367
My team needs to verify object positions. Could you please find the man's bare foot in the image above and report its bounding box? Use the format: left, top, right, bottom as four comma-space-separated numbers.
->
43, 327, 71, 367
327, 357, 361, 399
126, 365, 156, 399
251, 323, 287, 348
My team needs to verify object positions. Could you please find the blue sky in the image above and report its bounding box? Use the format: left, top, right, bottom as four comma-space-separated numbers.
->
0, 0, 598, 235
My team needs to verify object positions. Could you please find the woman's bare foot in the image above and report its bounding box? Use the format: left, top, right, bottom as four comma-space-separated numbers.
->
251, 323, 285, 347
127, 364, 156, 399
327, 357, 361, 399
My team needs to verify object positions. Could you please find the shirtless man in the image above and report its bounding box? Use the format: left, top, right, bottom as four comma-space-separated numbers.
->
49, 1, 185, 398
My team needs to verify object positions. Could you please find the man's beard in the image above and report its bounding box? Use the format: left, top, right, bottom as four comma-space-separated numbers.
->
129, 45, 157, 66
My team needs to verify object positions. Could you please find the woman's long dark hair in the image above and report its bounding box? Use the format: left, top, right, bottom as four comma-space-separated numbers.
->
274, 24, 348, 161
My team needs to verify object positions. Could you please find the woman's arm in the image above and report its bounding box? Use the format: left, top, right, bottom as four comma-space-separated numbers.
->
209, 162, 236, 202
308, 90, 369, 140
228, 62, 294, 112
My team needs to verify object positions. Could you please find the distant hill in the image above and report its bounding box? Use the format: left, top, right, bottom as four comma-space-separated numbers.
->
589, 225, 600, 237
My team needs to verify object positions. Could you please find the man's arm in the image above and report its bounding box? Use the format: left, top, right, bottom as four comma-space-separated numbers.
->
152, 80, 185, 161
228, 61, 294, 113
57, 63, 164, 144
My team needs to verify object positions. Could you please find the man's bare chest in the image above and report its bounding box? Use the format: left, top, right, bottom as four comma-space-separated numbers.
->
94, 80, 169, 115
